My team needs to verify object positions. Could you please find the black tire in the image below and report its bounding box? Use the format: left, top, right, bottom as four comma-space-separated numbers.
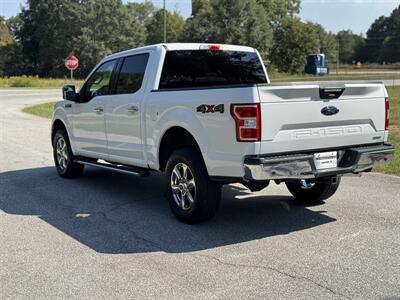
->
165, 147, 221, 224
285, 176, 341, 205
53, 129, 84, 178
242, 180, 270, 192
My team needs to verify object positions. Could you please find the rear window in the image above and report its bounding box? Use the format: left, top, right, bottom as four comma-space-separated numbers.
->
159, 50, 267, 90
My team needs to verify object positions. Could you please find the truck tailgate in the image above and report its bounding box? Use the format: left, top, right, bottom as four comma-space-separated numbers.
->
257, 82, 386, 155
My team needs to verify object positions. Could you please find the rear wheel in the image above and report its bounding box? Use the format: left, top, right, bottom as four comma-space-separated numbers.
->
165, 148, 221, 223
285, 176, 341, 205
53, 129, 84, 178
242, 180, 270, 192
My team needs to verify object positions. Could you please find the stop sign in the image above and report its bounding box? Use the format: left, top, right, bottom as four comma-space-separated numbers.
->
65, 55, 79, 70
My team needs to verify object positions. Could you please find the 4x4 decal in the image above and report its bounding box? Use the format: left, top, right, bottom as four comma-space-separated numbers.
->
196, 104, 224, 114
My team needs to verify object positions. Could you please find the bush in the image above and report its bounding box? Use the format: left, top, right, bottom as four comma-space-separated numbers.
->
0, 76, 82, 88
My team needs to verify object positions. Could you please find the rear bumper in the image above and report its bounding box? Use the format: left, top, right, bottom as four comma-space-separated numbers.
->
244, 144, 395, 181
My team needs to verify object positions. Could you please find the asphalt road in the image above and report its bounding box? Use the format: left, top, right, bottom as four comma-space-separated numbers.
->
0, 89, 399, 299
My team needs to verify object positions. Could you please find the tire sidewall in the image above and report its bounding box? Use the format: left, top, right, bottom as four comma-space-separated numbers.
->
53, 130, 74, 176
165, 148, 220, 223
286, 177, 341, 204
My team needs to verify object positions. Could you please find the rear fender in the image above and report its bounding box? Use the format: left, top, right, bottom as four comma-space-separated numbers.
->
150, 107, 211, 172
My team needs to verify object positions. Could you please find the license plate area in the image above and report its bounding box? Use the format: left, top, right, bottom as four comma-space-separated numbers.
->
314, 151, 337, 170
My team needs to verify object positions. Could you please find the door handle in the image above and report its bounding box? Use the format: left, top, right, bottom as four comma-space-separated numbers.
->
127, 106, 139, 113
93, 106, 104, 114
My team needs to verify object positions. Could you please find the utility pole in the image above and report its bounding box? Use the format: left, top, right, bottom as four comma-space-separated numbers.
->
336, 39, 340, 76
163, 0, 166, 43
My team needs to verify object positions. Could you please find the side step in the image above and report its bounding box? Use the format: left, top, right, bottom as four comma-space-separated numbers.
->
75, 159, 151, 177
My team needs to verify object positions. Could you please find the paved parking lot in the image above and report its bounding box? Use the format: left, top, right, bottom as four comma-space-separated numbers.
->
0, 90, 399, 299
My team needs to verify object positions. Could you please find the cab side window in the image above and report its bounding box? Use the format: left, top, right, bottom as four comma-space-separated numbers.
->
83, 60, 117, 101
115, 54, 149, 94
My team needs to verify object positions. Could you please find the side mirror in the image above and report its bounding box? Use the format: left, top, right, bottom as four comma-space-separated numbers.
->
62, 85, 79, 102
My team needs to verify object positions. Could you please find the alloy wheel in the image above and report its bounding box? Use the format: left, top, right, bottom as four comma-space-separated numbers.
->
56, 137, 68, 171
300, 179, 315, 190
170, 162, 196, 210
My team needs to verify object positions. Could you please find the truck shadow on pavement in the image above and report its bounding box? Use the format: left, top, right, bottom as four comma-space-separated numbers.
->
0, 166, 336, 254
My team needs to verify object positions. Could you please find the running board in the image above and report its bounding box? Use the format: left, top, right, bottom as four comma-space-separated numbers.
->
75, 159, 150, 177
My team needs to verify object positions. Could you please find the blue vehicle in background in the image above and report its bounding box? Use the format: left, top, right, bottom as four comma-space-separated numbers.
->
304, 52, 329, 76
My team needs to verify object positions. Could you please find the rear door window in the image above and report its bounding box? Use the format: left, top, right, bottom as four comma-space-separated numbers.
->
159, 50, 267, 89
115, 53, 149, 94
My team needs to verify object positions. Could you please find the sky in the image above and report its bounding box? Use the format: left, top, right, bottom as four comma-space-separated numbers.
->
1, 0, 399, 34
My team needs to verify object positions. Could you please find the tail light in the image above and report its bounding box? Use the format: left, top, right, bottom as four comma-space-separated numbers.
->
230, 104, 261, 142
385, 97, 389, 130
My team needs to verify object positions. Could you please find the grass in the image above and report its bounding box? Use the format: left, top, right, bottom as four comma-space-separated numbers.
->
2, 71, 400, 88
22, 87, 400, 175
0, 76, 82, 88
22, 102, 55, 119
375, 86, 400, 176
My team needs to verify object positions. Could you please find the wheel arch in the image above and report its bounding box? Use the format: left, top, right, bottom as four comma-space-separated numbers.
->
51, 119, 69, 142
158, 126, 206, 173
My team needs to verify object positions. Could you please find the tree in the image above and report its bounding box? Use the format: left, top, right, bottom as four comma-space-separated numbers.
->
126, 1, 156, 25
336, 30, 353, 63
270, 18, 318, 73
0, 43, 34, 76
10, 0, 147, 77
5, 16, 22, 41
146, 9, 184, 44
363, 16, 389, 63
191, 0, 210, 16
0, 16, 12, 46
256, 0, 300, 28
0, 16, 34, 76
380, 5, 400, 63
360, 4, 400, 63
72, 0, 146, 76
184, 0, 273, 58
308, 22, 337, 65
15, 0, 87, 77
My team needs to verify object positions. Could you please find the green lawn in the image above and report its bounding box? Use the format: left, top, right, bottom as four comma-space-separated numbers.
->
22, 102, 55, 119
22, 86, 400, 175
375, 86, 400, 175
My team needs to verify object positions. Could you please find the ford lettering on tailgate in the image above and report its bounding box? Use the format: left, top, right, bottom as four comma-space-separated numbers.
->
291, 126, 362, 139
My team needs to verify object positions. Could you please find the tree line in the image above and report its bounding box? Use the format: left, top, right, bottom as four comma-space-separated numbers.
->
0, 0, 399, 78
337, 5, 400, 65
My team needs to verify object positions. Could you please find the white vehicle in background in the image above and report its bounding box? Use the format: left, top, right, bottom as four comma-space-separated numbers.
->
51, 43, 394, 223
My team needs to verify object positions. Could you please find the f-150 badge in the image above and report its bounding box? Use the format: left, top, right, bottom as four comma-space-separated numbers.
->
196, 104, 224, 114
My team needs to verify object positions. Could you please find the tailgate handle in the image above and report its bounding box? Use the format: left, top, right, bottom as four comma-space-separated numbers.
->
319, 87, 345, 100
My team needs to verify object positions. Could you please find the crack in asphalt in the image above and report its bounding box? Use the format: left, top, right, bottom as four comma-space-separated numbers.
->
98, 211, 165, 252
97, 202, 351, 299
194, 253, 351, 299
96, 197, 167, 252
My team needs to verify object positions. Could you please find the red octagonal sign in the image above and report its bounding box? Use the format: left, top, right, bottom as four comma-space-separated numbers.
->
65, 55, 79, 70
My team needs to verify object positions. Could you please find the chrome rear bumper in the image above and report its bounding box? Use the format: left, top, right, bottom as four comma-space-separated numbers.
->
244, 144, 395, 181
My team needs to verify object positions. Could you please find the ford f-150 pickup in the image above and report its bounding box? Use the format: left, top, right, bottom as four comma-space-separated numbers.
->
52, 43, 394, 223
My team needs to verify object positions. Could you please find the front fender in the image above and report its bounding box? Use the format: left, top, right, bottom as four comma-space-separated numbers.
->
52, 102, 75, 152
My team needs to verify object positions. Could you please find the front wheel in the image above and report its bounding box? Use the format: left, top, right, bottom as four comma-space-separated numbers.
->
53, 129, 84, 178
165, 148, 221, 224
285, 176, 341, 205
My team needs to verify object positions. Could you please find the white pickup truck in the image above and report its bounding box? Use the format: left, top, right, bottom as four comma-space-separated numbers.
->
52, 43, 394, 223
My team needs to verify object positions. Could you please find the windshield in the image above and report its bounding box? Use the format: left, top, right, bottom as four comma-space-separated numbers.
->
159, 50, 267, 89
